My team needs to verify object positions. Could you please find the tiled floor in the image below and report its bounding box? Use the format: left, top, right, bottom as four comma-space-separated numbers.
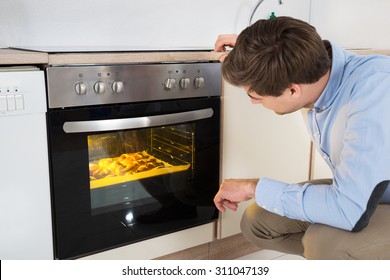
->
236, 249, 306, 260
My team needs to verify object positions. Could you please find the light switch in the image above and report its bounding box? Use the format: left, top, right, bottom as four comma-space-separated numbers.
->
15, 94, 24, 110
6, 95, 16, 111
0, 96, 7, 111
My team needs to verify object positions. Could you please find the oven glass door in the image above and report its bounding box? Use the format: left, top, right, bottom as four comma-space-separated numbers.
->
47, 97, 220, 259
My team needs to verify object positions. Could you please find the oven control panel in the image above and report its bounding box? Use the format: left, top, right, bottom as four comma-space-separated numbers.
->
46, 62, 221, 109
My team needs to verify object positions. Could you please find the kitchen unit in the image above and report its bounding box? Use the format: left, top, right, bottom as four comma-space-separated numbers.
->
0, 50, 53, 259
2, 47, 390, 260
1, 49, 227, 260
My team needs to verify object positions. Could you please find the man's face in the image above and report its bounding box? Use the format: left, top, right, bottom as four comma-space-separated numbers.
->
243, 85, 303, 115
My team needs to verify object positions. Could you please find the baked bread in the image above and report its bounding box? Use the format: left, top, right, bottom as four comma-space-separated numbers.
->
89, 151, 166, 181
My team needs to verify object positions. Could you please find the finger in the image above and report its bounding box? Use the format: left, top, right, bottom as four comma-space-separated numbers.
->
214, 40, 226, 52
218, 53, 228, 62
214, 34, 231, 51
214, 202, 226, 213
221, 201, 238, 212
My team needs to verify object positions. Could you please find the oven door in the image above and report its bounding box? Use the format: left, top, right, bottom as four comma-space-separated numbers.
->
47, 97, 220, 259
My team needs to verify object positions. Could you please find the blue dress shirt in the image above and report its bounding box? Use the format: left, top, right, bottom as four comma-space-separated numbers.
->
256, 42, 390, 231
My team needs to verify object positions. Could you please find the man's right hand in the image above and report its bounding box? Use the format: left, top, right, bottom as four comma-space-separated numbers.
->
214, 34, 238, 62
213, 178, 258, 213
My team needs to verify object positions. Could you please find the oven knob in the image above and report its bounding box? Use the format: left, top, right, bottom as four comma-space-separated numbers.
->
164, 78, 176, 90
74, 82, 87, 95
179, 77, 190, 89
94, 81, 106, 94
112, 81, 124, 93
194, 77, 205, 88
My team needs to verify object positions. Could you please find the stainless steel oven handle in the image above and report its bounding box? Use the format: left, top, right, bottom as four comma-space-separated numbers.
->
63, 108, 214, 133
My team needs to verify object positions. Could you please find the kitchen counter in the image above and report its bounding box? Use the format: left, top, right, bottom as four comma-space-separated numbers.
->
0, 49, 48, 65
44, 49, 390, 65
2, 48, 390, 66
350, 49, 390, 56
46, 49, 390, 65
47, 51, 222, 65
0, 48, 222, 65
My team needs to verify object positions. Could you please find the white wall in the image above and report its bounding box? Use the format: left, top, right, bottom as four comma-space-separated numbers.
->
0, 0, 310, 49
3, 1, 390, 49
311, 0, 390, 49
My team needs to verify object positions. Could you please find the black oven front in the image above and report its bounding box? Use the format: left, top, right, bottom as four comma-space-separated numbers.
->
46, 62, 221, 259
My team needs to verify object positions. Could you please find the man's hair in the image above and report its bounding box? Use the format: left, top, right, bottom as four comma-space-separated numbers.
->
222, 16, 331, 97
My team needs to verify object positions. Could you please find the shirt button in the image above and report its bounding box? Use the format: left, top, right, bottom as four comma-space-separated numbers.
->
261, 205, 267, 209
273, 208, 278, 213
313, 132, 320, 138
322, 154, 327, 160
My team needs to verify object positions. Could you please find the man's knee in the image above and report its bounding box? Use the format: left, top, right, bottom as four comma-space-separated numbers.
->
240, 202, 308, 255
240, 202, 268, 242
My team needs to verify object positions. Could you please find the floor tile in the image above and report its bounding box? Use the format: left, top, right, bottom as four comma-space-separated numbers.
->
273, 254, 305, 260
235, 249, 286, 260
236, 249, 306, 260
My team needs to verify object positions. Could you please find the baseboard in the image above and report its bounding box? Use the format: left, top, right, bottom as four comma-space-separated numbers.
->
154, 233, 260, 260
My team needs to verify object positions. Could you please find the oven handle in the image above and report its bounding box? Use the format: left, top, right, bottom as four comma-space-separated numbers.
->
63, 108, 214, 133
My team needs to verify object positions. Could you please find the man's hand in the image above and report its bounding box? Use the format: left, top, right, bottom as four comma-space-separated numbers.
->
214, 34, 238, 62
213, 178, 259, 212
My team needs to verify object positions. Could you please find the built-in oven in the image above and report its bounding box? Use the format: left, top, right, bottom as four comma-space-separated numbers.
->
45, 62, 221, 259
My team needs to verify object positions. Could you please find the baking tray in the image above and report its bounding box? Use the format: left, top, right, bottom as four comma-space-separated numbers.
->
89, 152, 190, 189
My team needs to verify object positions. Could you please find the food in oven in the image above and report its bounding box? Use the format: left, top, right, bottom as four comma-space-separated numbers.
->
89, 150, 190, 189
89, 151, 165, 180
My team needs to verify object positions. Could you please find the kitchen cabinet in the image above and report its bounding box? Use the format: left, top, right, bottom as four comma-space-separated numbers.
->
219, 81, 312, 238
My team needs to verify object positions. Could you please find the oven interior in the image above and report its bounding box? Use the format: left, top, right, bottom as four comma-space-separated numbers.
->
88, 124, 195, 217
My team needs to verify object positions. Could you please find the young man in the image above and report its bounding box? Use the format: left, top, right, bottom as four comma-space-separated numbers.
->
214, 16, 390, 259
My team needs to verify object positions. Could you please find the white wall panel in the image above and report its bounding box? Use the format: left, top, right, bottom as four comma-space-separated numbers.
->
0, 0, 310, 49
311, 0, 390, 48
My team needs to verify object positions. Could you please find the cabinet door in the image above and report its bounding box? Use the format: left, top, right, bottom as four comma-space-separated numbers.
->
220, 82, 311, 238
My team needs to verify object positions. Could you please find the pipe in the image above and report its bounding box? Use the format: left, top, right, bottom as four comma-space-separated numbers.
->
248, 0, 284, 25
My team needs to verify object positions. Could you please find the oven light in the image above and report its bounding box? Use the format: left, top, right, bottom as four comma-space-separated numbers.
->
125, 212, 135, 223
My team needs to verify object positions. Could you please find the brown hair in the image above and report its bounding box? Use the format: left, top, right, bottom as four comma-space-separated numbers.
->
222, 16, 331, 96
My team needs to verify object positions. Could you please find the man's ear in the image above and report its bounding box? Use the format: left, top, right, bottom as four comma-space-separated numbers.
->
288, 84, 301, 98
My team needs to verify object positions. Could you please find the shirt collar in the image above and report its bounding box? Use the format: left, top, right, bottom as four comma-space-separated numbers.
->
313, 41, 346, 112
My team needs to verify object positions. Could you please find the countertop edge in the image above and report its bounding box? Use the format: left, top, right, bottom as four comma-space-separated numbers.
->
348, 49, 390, 56
47, 51, 222, 65
2, 48, 390, 66
0, 49, 48, 65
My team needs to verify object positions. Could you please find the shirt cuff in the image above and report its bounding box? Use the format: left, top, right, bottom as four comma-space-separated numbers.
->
255, 178, 287, 216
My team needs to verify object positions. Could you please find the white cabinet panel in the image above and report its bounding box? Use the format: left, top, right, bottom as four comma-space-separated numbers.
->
220, 82, 311, 238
